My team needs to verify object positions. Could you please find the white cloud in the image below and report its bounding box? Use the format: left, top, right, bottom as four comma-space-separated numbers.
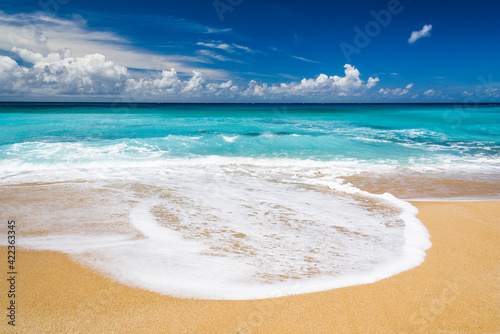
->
194, 41, 261, 64
0, 56, 23, 92
197, 41, 232, 51
408, 24, 433, 44
11, 47, 44, 63
197, 49, 241, 63
156, 68, 181, 89
124, 68, 181, 95
474, 88, 499, 98
244, 80, 266, 97
378, 83, 414, 96
232, 44, 257, 53
487, 88, 499, 98
205, 80, 237, 96
290, 55, 321, 64
242, 64, 379, 98
196, 41, 258, 54
3, 48, 128, 95
0, 53, 378, 101
0, 11, 230, 79
182, 70, 205, 93
367, 77, 380, 89
423, 89, 441, 98
0, 48, 234, 98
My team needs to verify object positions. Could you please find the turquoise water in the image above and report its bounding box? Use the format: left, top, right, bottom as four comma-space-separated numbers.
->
0, 103, 498, 299
1, 103, 499, 164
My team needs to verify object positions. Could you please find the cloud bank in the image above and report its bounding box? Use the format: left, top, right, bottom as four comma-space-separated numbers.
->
0, 48, 379, 101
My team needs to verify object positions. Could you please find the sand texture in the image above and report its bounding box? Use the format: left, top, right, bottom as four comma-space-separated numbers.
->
1, 201, 499, 333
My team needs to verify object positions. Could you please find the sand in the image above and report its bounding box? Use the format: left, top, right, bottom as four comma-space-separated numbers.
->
1, 200, 499, 333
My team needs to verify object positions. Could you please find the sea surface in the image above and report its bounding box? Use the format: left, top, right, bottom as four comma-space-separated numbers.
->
1, 103, 499, 299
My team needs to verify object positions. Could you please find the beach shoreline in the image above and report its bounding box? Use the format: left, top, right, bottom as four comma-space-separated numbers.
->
1, 200, 499, 333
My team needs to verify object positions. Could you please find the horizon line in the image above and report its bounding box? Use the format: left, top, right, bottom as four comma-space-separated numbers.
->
1, 102, 499, 106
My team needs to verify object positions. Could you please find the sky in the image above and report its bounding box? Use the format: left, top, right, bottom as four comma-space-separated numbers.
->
0, 0, 499, 102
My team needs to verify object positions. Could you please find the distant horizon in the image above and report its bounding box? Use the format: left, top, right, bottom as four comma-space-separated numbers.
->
1, 101, 499, 106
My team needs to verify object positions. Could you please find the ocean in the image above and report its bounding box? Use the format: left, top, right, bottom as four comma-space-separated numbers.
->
1, 103, 499, 299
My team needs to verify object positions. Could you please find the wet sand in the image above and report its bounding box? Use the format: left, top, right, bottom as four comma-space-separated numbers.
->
1, 200, 499, 333
342, 173, 500, 200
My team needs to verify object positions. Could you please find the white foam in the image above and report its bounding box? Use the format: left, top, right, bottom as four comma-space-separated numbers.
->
222, 135, 239, 143
1, 158, 433, 300
1, 139, 499, 184
406, 197, 500, 202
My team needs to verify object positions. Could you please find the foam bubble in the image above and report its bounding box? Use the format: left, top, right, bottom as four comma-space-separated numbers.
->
222, 135, 239, 143
2, 160, 432, 300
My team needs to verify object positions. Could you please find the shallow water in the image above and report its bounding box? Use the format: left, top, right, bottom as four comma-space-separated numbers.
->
1, 103, 498, 299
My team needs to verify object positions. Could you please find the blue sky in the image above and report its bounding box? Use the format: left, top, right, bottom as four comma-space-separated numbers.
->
0, 0, 499, 102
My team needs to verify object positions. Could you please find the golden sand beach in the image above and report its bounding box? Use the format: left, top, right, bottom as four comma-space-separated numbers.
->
1, 200, 499, 333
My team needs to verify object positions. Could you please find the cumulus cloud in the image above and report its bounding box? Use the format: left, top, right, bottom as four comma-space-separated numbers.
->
0, 48, 232, 99
366, 77, 380, 89
0, 48, 238, 99
408, 24, 433, 44
241, 64, 379, 99
3, 48, 128, 95
182, 71, 205, 93
205, 80, 238, 96
125, 68, 182, 95
11, 47, 44, 63
0, 56, 23, 92
0, 52, 378, 101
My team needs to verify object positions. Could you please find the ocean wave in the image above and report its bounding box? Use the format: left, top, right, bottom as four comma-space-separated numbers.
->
1, 104, 498, 299
1, 162, 431, 299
